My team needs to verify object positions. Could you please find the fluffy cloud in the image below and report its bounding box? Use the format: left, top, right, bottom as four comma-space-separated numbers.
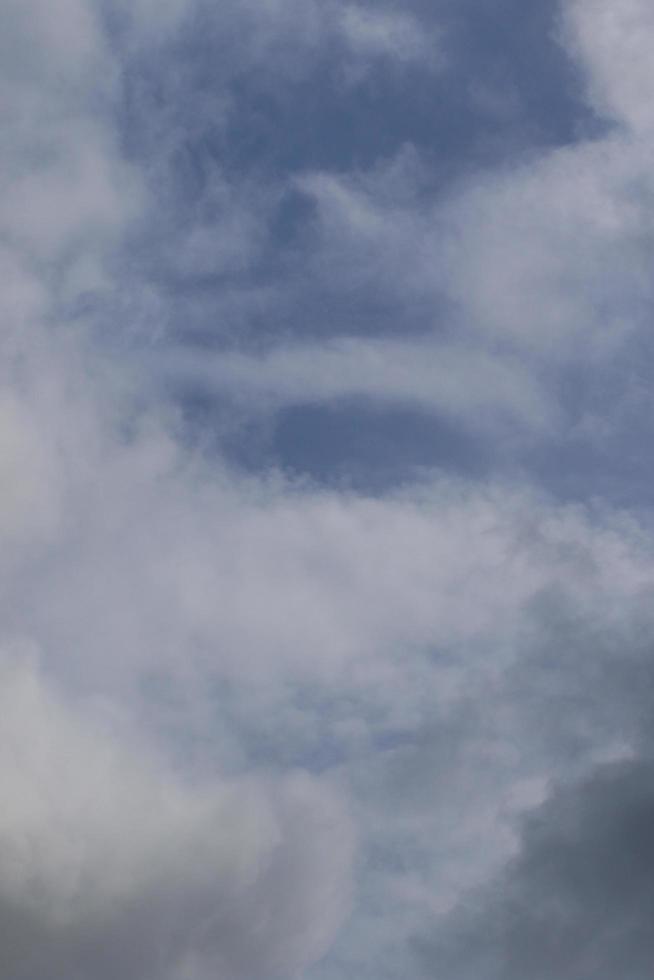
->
563, 0, 654, 132
438, 134, 654, 358
0, 0, 140, 269
0, 656, 353, 980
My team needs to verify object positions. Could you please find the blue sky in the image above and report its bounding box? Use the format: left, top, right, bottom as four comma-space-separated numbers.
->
3, 1, 654, 978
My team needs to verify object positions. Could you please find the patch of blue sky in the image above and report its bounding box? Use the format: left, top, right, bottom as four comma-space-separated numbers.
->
110, 0, 595, 337
92, 0, 620, 497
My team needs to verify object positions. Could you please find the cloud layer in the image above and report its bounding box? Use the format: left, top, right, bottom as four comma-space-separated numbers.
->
3, 0, 654, 978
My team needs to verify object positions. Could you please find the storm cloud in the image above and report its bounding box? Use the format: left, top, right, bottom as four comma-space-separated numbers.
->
418, 759, 654, 980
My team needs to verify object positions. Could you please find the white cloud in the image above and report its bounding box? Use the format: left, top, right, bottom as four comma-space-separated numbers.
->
0, 0, 140, 283
167, 338, 551, 432
0, 655, 353, 980
0, 0, 106, 89
562, 0, 654, 132
264, 3, 654, 377
295, 130, 654, 368
139, 0, 441, 82
428, 0, 654, 361
248, 0, 440, 71
438, 134, 654, 357
338, 4, 440, 67
0, 392, 62, 543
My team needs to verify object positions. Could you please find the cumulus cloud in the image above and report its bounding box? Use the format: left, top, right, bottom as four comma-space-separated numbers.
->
437, 135, 654, 358
0, 656, 353, 980
562, 0, 654, 132
440, 0, 654, 367
0, 0, 139, 269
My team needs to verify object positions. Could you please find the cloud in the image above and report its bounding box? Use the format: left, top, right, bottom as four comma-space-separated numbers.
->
427, 0, 654, 368
5, 0, 654, 978
166, 338, 551, 433
417, 757, 654, 980
437, 135, 654, 358
120, 0, 440, 77
0, 0, 140, 268
248, 0, 441, 74
0, 655, 353, 980
562, 0, 654, 133
338, 4, 441, 68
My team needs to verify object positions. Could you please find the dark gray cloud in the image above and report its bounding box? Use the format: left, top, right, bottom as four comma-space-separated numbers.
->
417, 758, 654, 980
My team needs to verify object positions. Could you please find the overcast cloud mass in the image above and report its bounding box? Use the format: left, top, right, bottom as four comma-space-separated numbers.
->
2, 0, 654, 977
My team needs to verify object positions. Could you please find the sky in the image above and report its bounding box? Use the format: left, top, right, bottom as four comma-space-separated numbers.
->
2, 0, 654, 978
